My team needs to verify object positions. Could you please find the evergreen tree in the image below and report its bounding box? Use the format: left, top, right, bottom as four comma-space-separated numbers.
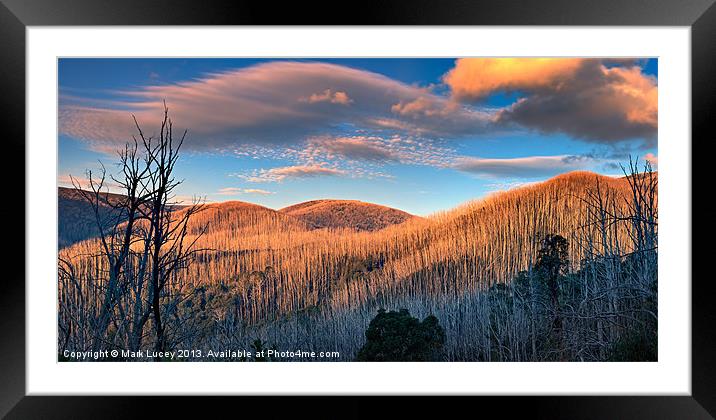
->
356, 309, 446, 361
535, 234, 569, 358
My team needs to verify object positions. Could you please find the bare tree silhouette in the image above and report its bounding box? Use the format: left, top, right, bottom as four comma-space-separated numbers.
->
59, 103, 206, 357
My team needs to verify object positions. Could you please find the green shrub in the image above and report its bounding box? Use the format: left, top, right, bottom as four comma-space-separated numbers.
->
356, 309, 445, 361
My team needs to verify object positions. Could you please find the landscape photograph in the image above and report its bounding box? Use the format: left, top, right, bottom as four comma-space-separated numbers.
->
57, 57, 658, 362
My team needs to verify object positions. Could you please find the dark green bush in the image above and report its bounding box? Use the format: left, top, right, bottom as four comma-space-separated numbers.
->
356, 309, 446, 361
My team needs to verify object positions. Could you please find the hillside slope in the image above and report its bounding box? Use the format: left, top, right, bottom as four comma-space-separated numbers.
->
58, 187, 127, 248
59, 170, 657, 361
62, 170, 647, 321
280, 199, 415, 231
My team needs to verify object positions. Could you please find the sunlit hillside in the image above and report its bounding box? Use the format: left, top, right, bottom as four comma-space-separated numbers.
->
59, 170, 657, 361
280, 199, 415, 231
168, 170, 642, 312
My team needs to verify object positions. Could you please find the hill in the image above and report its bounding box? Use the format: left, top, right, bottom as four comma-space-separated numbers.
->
58, 186, 127, 248
280, 199, 415, 231
58, 170, 657, 361
63, 170, 643, 316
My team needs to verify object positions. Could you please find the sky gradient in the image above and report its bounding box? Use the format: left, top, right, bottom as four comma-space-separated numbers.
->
58, 58, 658, 215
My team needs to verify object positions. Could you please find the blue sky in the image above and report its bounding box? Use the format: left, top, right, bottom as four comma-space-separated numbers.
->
58, 58, 658, 215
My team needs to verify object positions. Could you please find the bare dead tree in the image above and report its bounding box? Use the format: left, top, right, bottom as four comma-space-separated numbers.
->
68, 137, 153, 352
59, 103, 206, 357
132, 104, 207, 358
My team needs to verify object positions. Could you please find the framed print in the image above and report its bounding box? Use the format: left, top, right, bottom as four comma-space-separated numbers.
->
3, 0, 715, 418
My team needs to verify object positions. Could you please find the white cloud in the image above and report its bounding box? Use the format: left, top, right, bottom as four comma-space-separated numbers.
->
239, 164, 346, 183
216, 187, 275, 196
454, 155, 593, 178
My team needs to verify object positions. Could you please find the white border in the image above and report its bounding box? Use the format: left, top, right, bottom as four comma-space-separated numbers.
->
27, 27, 691, 395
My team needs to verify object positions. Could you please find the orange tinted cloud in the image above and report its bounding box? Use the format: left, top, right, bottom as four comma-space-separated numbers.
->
644, 153, 658, 167
58, 174, 87, 188
444, 58, 657, 143
444, 58, 584, 100
391, 96, 460, 118
302, 89, 353, 105
603, 66, 658, 127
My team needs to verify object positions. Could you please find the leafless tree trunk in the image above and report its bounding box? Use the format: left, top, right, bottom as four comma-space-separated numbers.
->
133, 105, 206, 358
60, 103, 206, 357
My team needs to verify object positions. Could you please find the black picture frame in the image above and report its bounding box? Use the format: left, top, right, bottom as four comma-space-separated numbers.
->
2, 0, 713, 418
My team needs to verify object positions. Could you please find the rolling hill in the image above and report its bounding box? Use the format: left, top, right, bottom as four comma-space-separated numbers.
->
59, 191, 417, 248
61, 170, 644, 315
280, 199, 415, 231
58, 170, 657, 361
